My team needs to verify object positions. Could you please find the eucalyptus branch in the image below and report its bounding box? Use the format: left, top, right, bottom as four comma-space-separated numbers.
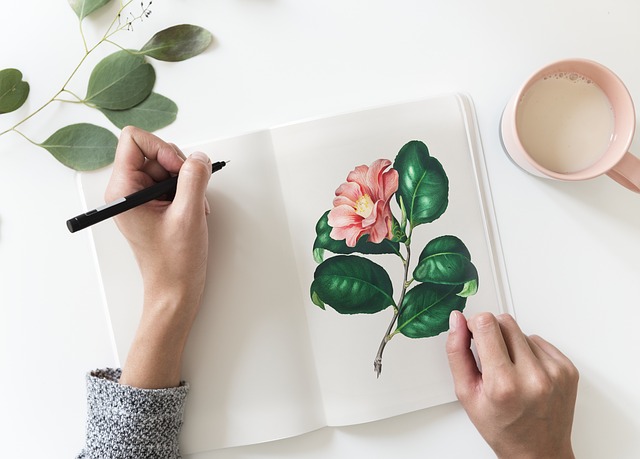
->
0, 1, 143, 140
60, 89, 85, 101
78, 16, 89, 53
11, 128, 38, 146
0, 1, 212, 171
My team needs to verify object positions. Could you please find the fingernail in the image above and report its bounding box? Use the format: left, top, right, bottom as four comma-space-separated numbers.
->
190, 151, 211, 164
449, 310, 460, 332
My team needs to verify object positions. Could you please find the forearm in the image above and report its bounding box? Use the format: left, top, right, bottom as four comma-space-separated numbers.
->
495, 442, 575, 459
120, 290, 202, 389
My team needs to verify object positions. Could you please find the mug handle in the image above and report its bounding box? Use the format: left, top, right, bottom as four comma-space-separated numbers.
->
606, 152, 640, 193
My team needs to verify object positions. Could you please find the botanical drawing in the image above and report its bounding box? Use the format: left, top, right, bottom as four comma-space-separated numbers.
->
310, 140, 478, 377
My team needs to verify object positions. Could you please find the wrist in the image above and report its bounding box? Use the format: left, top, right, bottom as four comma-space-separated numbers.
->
119, 289, 204, 389
495, 444, 574, 459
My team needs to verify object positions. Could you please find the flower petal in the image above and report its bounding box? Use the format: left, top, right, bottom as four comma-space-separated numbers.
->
367, 159, 392, 197
330, 224, 365, 247
328, 205, 361, 227
333, 195, 356, 207
380, 168, 399, 201
346, 164, 373, 196
334, 181, 361, 203
367, 202, 392, 243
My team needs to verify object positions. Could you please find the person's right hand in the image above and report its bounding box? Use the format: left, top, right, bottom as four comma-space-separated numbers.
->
446, 311, 579, 459
105, 126, 212, 303
105, 126, 213, 389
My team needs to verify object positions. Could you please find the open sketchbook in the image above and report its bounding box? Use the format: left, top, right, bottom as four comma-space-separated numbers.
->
78, 93, 511, 454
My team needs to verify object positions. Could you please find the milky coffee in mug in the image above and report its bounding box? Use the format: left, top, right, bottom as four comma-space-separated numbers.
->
500, 58, 640, 193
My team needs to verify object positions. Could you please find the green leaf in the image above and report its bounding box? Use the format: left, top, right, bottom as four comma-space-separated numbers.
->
139, 24, 213, 62
85, 50, 155, 110
39, 123, 117, 171
310, 255, 394, 314
312, 210, 400, 263
389, 215, 407, 243
310, 290, 325, 310
393, 140, 448, 227
68, 0, 112, 20
458, 279, 478, 298
413, 235, 478, 287
0, 68, 29, 114
99, 92, 177, 131
397, 283, 466, 338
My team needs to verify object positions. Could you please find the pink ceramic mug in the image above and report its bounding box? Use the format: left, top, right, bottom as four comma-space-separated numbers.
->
500, 58, 640, 193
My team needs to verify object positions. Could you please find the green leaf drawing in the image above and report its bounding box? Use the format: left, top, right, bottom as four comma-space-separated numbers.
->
413, 235, 478, 287
139, 24, 213, 62
458, 279, 478, 298
396, 283, 466, 338
312, 211, 400, 263
310, 255, 395, 314
85, 50, 155, 110
39, 123, 117, 171
310, 290, 326, 310
393, 140, 448, 227
68, 0, 112, 20
0, 68, 30, 114
389, 215, 408, 243
99, 92, 177, 131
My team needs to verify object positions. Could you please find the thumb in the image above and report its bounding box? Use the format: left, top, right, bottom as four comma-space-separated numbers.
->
446, 311, 480, 401
172, 152, 212, 214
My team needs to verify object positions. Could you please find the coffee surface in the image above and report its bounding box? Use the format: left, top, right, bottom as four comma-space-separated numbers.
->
516, 72, 614, 173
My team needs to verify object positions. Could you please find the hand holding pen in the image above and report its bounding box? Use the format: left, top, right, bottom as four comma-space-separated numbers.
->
99, 126, 216, 389
67, 146, 226, 233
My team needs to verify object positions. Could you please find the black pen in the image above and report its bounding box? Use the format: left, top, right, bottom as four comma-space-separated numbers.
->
66, 160, 228, 233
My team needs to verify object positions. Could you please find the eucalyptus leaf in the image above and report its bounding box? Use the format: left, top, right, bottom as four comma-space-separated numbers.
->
39, 123, 117, 171
68, 0, 112, 20
85, 50, 155, 110
139, 24, 213, 62
312, 210, 400, 263
396, 283, 466, 338
0, 68, 29, 114
413, 235, 478, 287
99, 92, 177, 131
310, 255, 394, 314
393, 140, 449, 227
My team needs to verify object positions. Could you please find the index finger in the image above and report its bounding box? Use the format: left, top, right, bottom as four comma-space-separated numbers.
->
446, 311, 481, 399
107, 127, 184, 201
467, 313, 513, 374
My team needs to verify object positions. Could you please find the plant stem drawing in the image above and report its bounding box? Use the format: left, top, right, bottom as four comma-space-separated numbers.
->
310, 140, 479, 377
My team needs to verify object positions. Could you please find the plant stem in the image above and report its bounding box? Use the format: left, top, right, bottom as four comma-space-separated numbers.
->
0, 0, 136, 141
11, 128, 39, 146
373, 233, 412, 377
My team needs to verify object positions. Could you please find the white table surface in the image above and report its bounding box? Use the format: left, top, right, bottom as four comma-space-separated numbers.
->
2, 1, 639, 458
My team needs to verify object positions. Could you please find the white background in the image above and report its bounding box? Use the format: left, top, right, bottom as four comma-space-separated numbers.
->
1, 1, 639, 458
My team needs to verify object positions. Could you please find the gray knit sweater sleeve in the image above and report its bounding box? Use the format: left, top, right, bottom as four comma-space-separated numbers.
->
76, 368, 189, 459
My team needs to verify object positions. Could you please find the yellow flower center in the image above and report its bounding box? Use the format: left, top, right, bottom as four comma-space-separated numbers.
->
354, 194, 374, 218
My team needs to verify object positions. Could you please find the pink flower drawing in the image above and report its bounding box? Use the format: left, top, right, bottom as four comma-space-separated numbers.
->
328, 159, 399, 247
